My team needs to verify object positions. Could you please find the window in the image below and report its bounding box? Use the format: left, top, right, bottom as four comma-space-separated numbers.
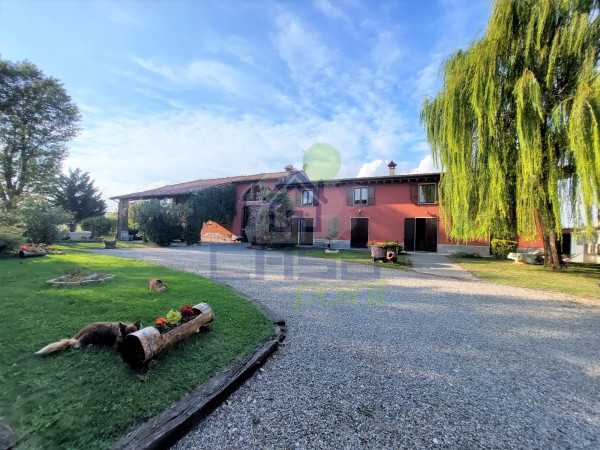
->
354, 187, 368, 205
347, 186, 374, 206
302, 190, 314, 206
418, 184, 436, 204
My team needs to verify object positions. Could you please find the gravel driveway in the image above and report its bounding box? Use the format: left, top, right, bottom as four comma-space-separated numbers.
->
99, 244, 600, 449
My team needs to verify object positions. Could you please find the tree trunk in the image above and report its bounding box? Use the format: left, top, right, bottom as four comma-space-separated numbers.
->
542, 229, 562, 270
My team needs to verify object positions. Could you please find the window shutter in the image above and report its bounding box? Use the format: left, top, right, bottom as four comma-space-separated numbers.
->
367, 186, 375, 205
347, 187, 353, 206
295, 190, 302, 207
313, 189, 319, 206
410, 185, 418, 204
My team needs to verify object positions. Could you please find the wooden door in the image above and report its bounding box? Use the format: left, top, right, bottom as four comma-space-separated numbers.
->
299, 218, 314, 245
425, 218, 438, 252
291, 218, 299, 245
350, 218, 369, 248
404, 218, 415, 251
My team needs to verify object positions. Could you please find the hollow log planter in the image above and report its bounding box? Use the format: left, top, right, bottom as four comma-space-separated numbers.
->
121, 303, 214, 367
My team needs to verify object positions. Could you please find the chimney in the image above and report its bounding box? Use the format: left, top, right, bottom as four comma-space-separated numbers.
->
388, 160, 397, 176
284, 164, 294, 172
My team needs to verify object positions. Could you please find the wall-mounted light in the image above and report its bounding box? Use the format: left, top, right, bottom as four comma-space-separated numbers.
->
426, 211, 430, 215
358, 209, 362, 216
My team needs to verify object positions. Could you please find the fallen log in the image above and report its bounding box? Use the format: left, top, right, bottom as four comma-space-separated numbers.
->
19, 249, 47, 258
121, 303, 214, 367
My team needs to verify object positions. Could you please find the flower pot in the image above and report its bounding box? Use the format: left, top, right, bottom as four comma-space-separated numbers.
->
104, 241, 117, 249
370, 246, 386, 261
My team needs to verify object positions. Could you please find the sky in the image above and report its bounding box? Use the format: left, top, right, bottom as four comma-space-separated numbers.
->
0, 0, 491, 211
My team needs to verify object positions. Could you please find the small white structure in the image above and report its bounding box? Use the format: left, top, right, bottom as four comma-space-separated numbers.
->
67, 231, 92, 241
565, 233, 600, 264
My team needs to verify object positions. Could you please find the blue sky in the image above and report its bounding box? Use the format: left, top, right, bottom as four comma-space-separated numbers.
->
0, 0, 491, 210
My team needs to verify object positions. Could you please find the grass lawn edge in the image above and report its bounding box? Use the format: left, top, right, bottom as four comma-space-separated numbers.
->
113, 290, 287, 450
449, 256, 600, 305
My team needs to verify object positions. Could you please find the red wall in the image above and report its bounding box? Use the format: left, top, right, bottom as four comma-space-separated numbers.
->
291, 182, 490, 246
230, 179, 541, 248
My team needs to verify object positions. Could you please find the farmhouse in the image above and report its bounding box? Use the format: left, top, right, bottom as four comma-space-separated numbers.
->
112, 164, 545, 256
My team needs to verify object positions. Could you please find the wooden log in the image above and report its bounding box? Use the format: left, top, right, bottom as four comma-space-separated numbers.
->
121, 303, 214, 367
19, 249, 47, 258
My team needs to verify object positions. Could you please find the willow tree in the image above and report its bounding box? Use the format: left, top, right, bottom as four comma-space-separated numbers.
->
421, 0, 600, 270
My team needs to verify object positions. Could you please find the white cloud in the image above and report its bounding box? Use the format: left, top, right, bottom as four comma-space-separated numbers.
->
411, 154, 438, 174
356, 159, 386, 177
313, 0, 350, 22
133, 57, 244, 94
224, 35, 255, 65
271, 12, 336, 82
95, 2, 147, 26
371, 31, 404, 70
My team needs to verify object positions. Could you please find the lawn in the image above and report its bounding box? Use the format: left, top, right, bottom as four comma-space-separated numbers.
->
288, 247, 409, 269
451, 256, 600, 300
0, 244, 273, 449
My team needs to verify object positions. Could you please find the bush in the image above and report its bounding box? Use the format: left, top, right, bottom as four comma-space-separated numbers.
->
20, 199, 72, 245
491, 239, 518, 259
81, 216, 113, 238
131, 200, 183, 246
0, 210, 23, 253
452, 251, 482, 258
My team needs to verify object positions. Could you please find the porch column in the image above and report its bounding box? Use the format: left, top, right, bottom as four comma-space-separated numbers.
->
118, 199, 129, 234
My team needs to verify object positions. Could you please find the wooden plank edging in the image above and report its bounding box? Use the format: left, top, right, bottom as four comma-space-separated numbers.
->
113, 314, 286, 450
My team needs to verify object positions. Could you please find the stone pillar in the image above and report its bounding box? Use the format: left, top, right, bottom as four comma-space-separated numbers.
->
118, 199, 129, 234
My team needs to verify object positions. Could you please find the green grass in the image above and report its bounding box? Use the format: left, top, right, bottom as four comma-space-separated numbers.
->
450, 256, 600, 300
0, 244, 273, 449
285, 247, 409, 269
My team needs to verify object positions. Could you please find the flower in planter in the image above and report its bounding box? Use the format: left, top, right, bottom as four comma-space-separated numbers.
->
179, 305, 195, 321
367, 240, 403, 250
155, 317, 168, 331
166, 309, 182, 325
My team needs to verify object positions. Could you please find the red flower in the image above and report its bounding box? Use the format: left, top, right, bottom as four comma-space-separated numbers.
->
179, 305, 195, 317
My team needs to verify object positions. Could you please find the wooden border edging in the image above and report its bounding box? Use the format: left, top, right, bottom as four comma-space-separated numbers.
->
113, 307, 286, 450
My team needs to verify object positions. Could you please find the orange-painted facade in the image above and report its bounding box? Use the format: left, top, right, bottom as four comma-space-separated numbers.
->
284, 179, 491, 251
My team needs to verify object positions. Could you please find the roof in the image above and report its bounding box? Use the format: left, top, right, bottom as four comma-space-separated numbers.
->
278, 172, 441, 188
111, 170, 306, 200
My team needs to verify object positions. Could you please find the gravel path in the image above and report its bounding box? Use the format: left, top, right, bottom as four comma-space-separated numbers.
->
99, 244, 600, 449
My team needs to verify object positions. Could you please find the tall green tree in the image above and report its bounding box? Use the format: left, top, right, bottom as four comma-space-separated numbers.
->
421, 0, 600, 270
53, 168, 106, 223
0, 59, 80, 210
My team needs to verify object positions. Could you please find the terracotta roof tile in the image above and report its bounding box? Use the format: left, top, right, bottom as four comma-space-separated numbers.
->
111, 171, 298, 200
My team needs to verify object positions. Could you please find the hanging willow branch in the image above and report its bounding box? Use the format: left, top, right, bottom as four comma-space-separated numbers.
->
421, 0, 600, 269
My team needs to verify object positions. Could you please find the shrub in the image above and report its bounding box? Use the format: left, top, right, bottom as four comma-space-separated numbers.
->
81, 216, 113, 238
0, 210, 23, 253
131, 200, 183, 246
20, 199, 72, 245
245, 188, 294, 246
452, 251, 482, 258
326, 217, 339, 247
491, 239, 518, 259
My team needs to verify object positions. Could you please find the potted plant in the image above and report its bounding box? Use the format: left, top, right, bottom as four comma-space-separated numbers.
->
102, 237, 117, 249
326, 217, 339, 250
367, 240, 403, 262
